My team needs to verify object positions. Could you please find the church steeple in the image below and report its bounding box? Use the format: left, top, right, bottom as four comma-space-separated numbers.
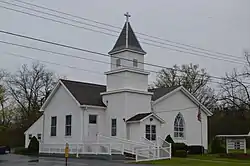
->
108, 12, 146, 55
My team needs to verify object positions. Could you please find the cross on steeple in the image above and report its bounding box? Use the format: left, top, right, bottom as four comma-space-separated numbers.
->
108, 13, 146, 55
124, 12, 131, 23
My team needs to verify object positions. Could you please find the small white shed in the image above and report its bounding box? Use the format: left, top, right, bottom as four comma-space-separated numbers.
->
216, 133, 250, 154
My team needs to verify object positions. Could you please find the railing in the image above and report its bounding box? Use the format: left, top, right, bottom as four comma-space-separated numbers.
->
157, 136, 171, 148
141, 137, 156, 146
135, 147, 171, 162
98, 134, 151, 155
39, 142, 124, 156
157, 136, 171, 159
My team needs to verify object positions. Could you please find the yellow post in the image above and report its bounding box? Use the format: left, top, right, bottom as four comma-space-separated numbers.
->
65, 143, 69, 166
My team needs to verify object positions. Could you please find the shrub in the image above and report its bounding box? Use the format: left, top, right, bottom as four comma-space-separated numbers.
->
14, 147, 30, 155
165, 135, 174, 144
28, 136, 39, 154
211, 138, 226, 154
172, 143, 188, 157
174, 150, 187, 157
188, 145, 204, 154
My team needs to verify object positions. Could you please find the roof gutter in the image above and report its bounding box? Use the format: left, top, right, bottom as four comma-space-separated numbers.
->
80, 104, 106, 110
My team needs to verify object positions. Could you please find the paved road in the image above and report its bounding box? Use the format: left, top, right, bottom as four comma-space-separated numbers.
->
0, 154, 149, 166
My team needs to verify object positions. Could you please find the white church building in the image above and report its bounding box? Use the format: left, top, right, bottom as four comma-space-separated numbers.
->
24, 14, 212, 159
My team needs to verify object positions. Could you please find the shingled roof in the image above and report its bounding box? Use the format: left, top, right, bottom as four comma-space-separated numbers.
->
149, 86, 180, 101
61, 79, 106, 107
60, 79, 179, 107
126, 113, 152, 122
108, 22, 146, 55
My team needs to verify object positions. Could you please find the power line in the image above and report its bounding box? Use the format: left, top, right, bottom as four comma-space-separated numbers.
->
1, 29, 249, 85
0, 39, 223, 85
1, 0, 245, 63
0, 2, 246, 65
0, 0, 244, 62
0, 40, 167, 75
4, 52, 160, 86
4, 52, 222, 88
11, 0, 240, 60
6, 52, 104, 75
5, 53, 219, 112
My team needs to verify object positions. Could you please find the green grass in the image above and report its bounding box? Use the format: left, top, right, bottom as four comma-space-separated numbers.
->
139, 155, 250, 166
228, 149, 250, 154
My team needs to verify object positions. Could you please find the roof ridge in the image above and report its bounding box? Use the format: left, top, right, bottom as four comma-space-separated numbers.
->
60, 79, 106, 87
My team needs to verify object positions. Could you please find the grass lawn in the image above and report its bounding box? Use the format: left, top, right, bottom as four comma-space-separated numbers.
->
228, 149, 250, 154
139, 155, 250, 166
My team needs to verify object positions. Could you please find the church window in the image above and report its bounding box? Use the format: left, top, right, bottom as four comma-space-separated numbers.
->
51, 116, 57, 136
116, 58, 121, 67
28, 134, 32, 139
145, 125, 156, 141
133, 59, 138, 67
89, 115, 97, 124
111, 118, 117, 136
174, 113, 185, 138
65, 115, 72, 136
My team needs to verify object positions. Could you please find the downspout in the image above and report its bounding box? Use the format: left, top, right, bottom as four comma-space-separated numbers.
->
42, 111, 45, 143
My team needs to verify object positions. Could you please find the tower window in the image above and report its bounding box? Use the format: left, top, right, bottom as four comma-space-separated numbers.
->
133, 59, 138, 67
111, 118, 117, 136
116, 58, 121, 67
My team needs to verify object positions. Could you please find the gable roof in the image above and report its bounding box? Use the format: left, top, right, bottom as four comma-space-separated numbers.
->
149, 86, 181, 101
126, 113, 151, 122
151, 86, 213, 116
126, 112, 165, 123
42, 79, 207, 110
61, 79, 106, 107
108, 22, 146, 55
61, 80, 180, 107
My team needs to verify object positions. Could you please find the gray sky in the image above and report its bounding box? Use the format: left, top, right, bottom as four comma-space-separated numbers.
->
0, 0, 249, 86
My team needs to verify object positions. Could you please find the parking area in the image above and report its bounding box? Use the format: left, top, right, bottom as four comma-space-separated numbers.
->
0, 154, 145, 166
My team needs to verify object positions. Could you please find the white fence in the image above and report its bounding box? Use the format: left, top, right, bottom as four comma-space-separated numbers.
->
136, 146, 171, 162
39, 135, 171, 162
98, 134, 151, 155
39, 142, 124, 156
135, 136, 171, 162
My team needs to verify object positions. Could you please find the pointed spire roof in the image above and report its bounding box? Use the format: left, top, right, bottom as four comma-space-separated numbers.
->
108, 15, 146, 55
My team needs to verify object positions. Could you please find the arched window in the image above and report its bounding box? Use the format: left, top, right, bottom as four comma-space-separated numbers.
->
174, 113, 185, 138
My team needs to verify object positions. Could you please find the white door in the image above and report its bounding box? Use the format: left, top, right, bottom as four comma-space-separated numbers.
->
88, 115, 98, 142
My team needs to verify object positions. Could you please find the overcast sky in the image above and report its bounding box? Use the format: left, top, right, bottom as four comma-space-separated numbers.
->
0, 0, 249, 86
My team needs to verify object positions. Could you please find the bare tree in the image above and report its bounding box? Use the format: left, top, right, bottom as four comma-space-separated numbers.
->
154, 63, 217, 109
7, 62, 56, 126
219, 52, 250, 110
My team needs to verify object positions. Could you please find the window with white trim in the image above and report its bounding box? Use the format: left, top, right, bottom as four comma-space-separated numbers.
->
116, 58, 121, 67
28, 134, 32, 140
37, 134, 41, 140
133, 59, 138, 67
89, 115, 97, 124
145, 125, 156, 141
65, 115, 72, 136
51, 116, 57, 136
111, 118, 117, 136
174, 113, 185, 138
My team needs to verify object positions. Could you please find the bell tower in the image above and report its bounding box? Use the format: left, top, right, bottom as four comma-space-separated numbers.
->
101, 13, 152, 139
105, 12, 150, 92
